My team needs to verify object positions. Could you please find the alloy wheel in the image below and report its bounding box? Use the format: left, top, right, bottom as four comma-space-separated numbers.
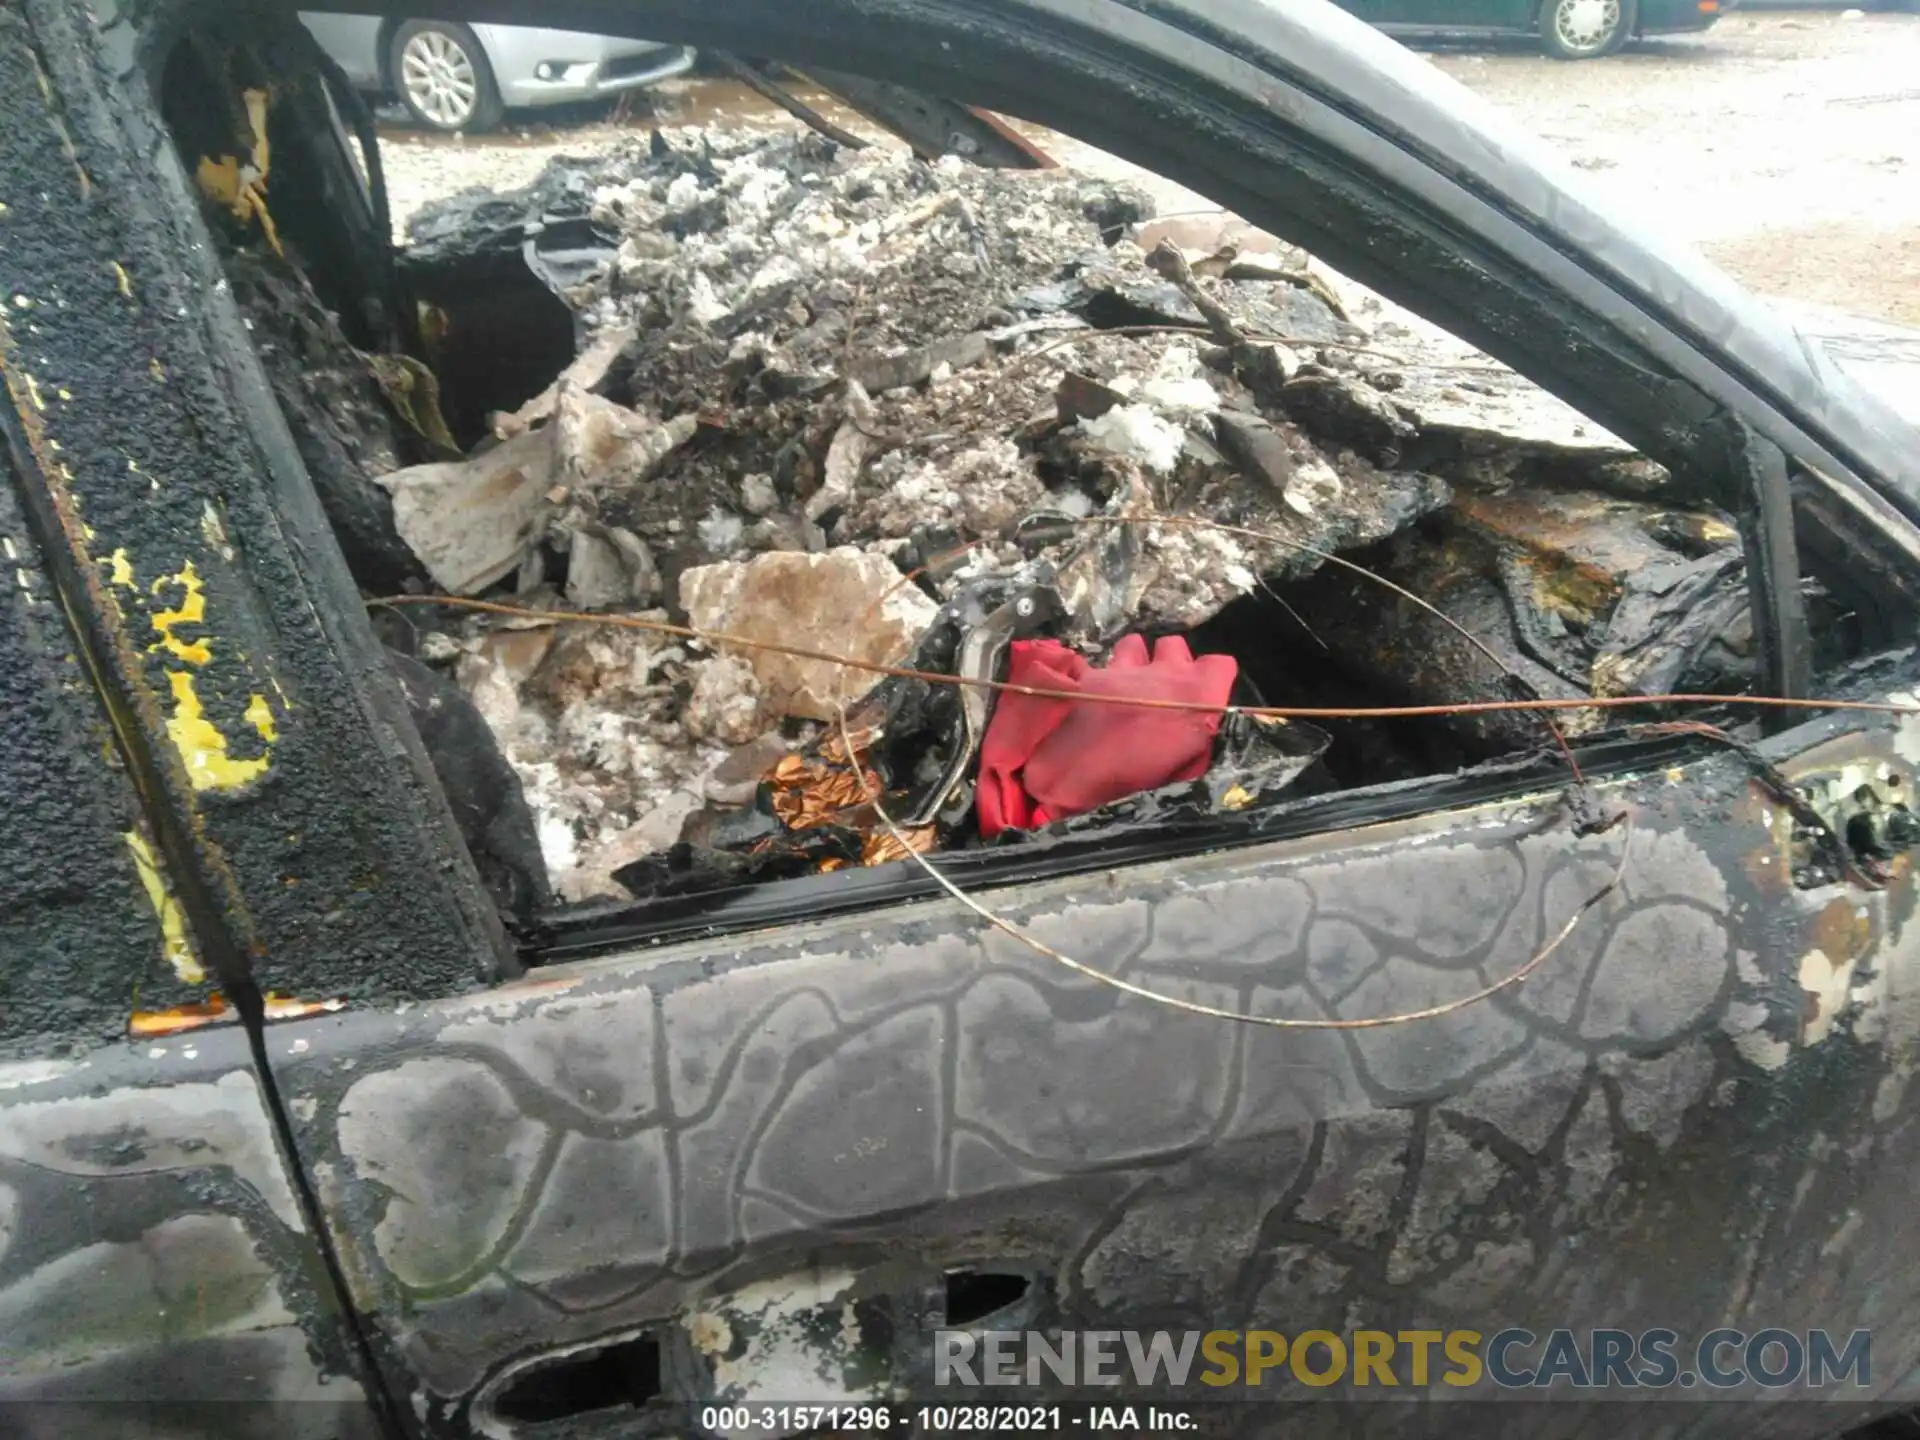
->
1552, 0, 1623, 53
400, 29, 479, 130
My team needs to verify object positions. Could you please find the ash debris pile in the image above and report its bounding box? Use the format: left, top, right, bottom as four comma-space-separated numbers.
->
281, 127, 1798, 911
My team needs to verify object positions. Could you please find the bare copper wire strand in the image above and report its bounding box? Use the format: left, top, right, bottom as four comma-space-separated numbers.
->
375, 593, 1920, 721
833, 702, 1635, 1029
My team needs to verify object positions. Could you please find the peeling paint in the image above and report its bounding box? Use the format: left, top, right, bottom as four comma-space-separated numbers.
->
692, 1267, 890, 1420
1799, 947, 1857, 1046
1873, 1065, 1912, 1122
200, 503, 233, 560
110, 261, 132, 298
1733, 1028, 1792, 1071
122, 828, 202, 984
1839, 888, 1920, 1050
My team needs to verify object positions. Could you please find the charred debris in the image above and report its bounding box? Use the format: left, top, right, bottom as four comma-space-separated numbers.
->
179, 92, 1845, 934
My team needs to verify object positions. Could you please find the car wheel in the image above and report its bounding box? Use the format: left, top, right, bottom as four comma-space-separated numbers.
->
390, 20, 504, 134
1538, 0, 1634, 58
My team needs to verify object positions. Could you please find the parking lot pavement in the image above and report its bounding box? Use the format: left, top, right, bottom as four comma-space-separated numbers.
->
378, 12, 1920, 323
1425, 12, 1920, 322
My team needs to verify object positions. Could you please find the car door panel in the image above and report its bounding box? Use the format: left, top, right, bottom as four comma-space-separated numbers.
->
0, 1032, 383, 1440
269, 719, 1920, 1432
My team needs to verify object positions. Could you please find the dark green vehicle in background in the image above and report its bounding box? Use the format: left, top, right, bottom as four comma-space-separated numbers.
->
1350, 0, 1730, 58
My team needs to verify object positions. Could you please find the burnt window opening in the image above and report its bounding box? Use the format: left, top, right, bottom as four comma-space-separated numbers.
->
944, 1269, 1034, 1327
157, 31, 1888, 959
158, 29, 400, 354
493, 1333, 664, 1422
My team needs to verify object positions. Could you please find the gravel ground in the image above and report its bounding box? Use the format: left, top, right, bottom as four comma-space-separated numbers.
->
1426, 12, 1920, 323
377, 12, 1920, 323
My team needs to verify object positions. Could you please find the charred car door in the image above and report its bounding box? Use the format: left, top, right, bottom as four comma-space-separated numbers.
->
15, 0, 1920, 1438
269, 0, 1920, 1433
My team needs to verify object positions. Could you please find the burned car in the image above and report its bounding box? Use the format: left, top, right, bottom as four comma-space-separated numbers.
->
6, 0, 1920, 1437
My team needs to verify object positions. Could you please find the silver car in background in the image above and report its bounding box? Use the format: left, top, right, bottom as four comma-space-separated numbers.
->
297, 14, 696, 133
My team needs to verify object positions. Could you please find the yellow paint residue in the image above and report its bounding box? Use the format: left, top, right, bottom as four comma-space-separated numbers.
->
23, 373, 44, 411
193, 89, 282, 258
150, 562, 213, 665
244, 89, 272, 173
245, 692, 277, 743
165, 671, 272, 791
141, 557, 281, 790
111, 262, 133, 298
123, 829, 204, 984
107, 548, 135, 589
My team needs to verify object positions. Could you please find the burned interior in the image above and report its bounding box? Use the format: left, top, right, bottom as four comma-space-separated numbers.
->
154, 12, 1891, 964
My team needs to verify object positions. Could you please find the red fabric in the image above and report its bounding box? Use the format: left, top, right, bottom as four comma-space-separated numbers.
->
976, 634, 1238, 837
976, 639, 1086, 836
